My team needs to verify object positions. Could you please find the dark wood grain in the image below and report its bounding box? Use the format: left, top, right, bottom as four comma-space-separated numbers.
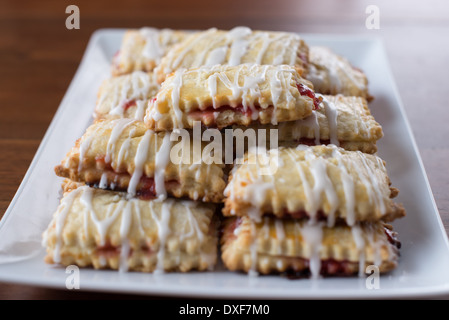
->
1, 0, 448, 299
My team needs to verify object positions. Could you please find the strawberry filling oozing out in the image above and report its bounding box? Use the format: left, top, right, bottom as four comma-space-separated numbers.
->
188, 82, 322, 125
298, 53, 309, 69
136, 177, 180, 200
297, 83, 322, 109
123, 100, 137, 111
189, 105, 254, 125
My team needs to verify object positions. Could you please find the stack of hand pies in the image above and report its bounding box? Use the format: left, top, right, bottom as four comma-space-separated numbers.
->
42, 27, 405, 278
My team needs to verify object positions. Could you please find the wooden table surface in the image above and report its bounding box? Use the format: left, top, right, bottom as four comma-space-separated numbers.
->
1, 0, 448, 299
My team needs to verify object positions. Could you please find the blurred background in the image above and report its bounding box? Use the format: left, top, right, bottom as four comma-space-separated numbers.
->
0, 0, 448, 298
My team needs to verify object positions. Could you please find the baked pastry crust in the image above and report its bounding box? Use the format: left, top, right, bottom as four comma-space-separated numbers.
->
43, 186, 217, 272
111, 28, 188, 76
145, 64, 320, 131
234, 94, 383, 154
94, 71, 160, 121
61, 179, 84, 193
155, 27, 309, 83
223, 145, 405, 224
306, 46, 372, 100
55, 119, 226, 203
221, 216, 399, 276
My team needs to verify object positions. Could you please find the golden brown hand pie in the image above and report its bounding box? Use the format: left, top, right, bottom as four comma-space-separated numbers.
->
111, 28, 189, 76
145, 64, 321, 131
155, 26, 309, 83
306, 46, 372, 100
232, 94, 383, 154
42, 186, 218, 273
54, 119, 226, 203
224, 145, 405, 225
94, 71, 160, 121
221, 216, 400, 277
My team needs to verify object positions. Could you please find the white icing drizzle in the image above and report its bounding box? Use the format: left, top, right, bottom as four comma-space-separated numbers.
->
105, 118, 135, 165
183, 202, 215, 268
212, 64, 294, 118
157, 63, 300, 128
170, 69, 185, 128
164, 26, 304, 80
328, 146, 356, 226
227, 26, 252, 66
119, 201, 133, 272
288, 112, 321, 144
301, 222, 323, 279
311, 47, 365, 92
293, 145, 386, 226
132, 201, 145, 237
154, 133, 172, 200
99, 172, 108, 189
254, 32, 284, 65
285, 95, 346, 147
181, 203, 204, 242
306, 63, 326, 90
51, 187, 82, 263
78, 134, 94, 171
351, 224, 366, 277
153, 200, 174, 274
285, 148, 338, 225
99, 256, 107, 267
320, 95, 339, 146
287, 148, 315, 217
47, 186, 211, 273
328, 66, 342, 93
248, 220, 259, 277
170, 28, 218, 71
307, 152, 339, 225
268, 66, 295, 125
116, 127, 135, 168
127, 129, 154, 197
103, 72, 155, 118
140, 27, 164, 62
207, 74, 218, 109
134, 100, 146, 121
366, 225, 384, 267
80, 187, 123, 246
288, 34, 301, 66
335, 58, 365, 90
240, 149, 275, 222
356, 151, 387, 216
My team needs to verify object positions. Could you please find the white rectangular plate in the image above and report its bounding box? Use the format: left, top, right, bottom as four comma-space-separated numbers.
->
1, 29, 449, 299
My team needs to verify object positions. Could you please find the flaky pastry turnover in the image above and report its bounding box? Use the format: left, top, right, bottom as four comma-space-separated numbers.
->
54, 119, 226, 203
224, 145, 405, 224
111, 28, 188, 76
94, 71, 160, 121
155, 26, 309, 83
235, 94, 382, 154
306, 46, 372, 100
145, 64, 321, 131
43, 186, 217, 273
221, 216, 400, 277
